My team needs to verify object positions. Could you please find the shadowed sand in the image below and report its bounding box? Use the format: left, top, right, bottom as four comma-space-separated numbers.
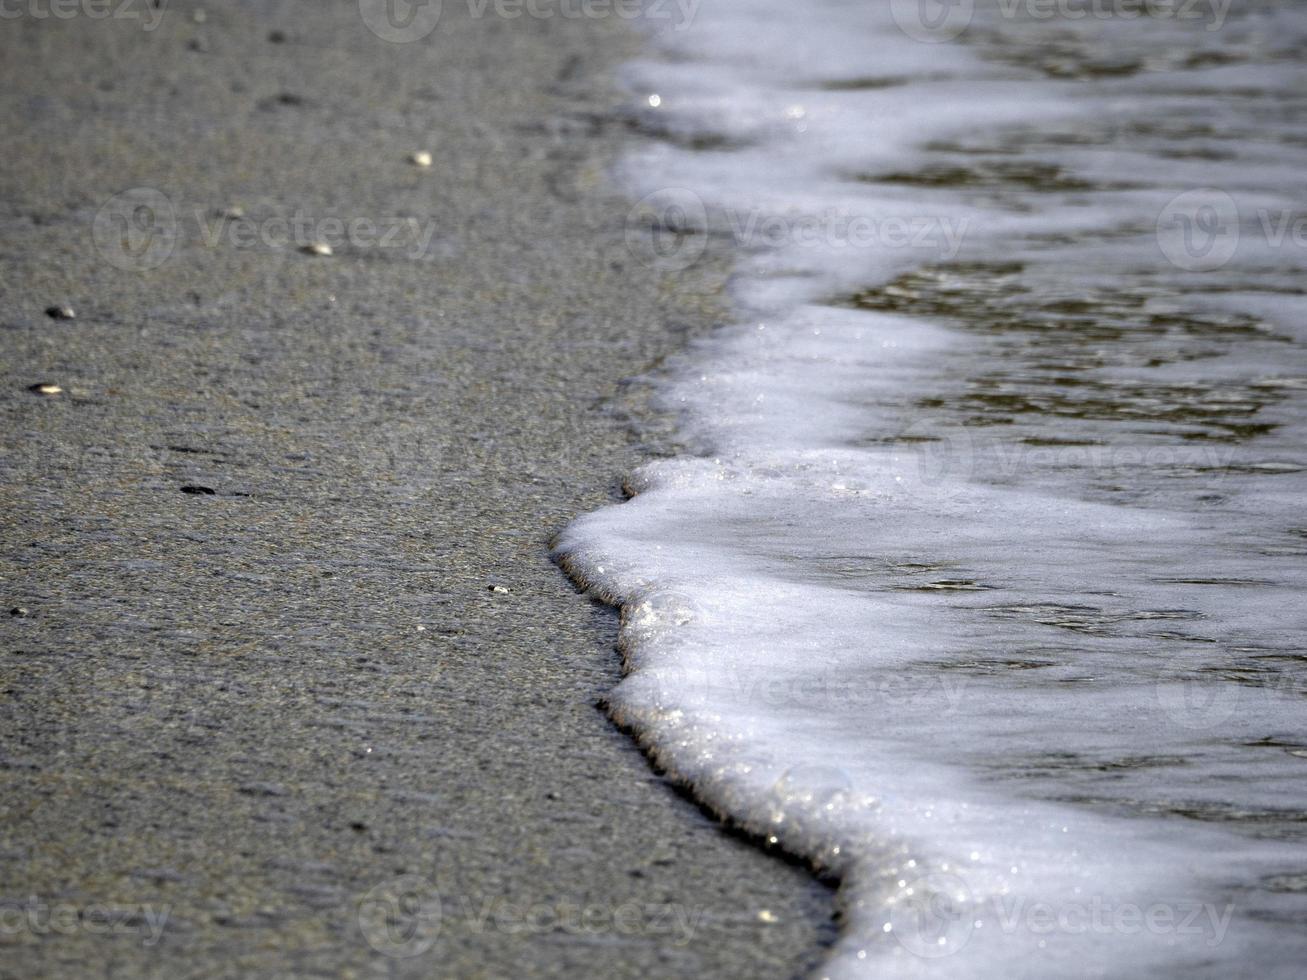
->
0, 1, 833, 975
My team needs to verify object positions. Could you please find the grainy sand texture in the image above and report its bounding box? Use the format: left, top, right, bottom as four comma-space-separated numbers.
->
0, 2, 832, 976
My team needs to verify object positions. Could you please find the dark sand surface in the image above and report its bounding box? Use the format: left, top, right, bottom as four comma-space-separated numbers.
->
0, 2, 833, 976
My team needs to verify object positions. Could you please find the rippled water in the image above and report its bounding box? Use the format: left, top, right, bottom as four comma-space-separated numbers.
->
559, 1, 1307, 975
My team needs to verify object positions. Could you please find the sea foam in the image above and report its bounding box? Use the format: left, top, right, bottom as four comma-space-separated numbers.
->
558, 1, 1307, 975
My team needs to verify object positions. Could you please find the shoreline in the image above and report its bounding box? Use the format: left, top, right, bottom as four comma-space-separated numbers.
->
0, 2, 833, 976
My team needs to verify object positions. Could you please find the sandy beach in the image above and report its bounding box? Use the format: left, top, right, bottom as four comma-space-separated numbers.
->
0, 2, 833, 976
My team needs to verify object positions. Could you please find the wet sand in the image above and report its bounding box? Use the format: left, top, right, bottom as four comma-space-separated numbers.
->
0, 2, 833, 976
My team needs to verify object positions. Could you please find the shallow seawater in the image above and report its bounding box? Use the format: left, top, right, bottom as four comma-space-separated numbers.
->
558, 1, 1307, 976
